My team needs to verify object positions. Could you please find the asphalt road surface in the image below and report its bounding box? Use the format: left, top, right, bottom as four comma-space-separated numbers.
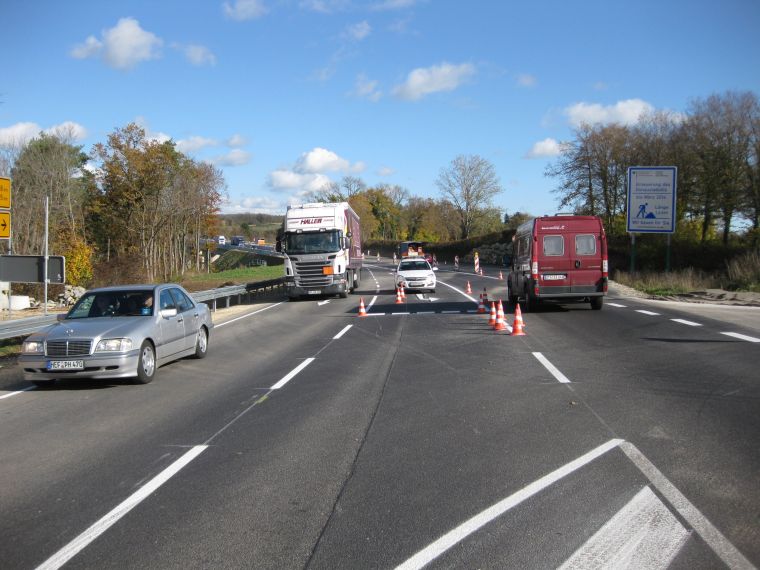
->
1, 261, 759, 569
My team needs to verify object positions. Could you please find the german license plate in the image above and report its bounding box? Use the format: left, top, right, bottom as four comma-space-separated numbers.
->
543, 274, 566, 280
47, 360, 84, 370
308, 290, 321, 295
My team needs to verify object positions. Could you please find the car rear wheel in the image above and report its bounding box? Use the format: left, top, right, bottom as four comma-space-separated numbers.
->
134, 341, 156, 384
590, 296, 604, 310
194, 327, 208, 358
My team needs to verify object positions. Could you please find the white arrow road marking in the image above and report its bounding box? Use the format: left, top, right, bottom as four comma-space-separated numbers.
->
558, 486, 690, 570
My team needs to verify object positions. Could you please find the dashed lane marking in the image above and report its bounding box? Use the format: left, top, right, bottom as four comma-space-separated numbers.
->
720, 332, 760, 343
671, 318, 702, 327
635, 310, 661, 316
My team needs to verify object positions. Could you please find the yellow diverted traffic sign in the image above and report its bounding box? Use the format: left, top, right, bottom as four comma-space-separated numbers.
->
0, 177, 10, 209
0, 212, 9, 239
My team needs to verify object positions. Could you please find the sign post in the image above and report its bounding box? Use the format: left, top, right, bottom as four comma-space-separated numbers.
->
627, 167, 677, 273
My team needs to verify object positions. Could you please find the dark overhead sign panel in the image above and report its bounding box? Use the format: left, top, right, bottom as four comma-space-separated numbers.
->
0, 255, 66, 284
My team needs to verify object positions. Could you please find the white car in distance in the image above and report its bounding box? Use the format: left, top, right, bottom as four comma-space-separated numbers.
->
395, 258, 437, 293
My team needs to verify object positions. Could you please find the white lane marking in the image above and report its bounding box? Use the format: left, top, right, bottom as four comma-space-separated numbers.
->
270, 358, 315, 390
608, 303, 627, 308
532, 352, 571, 383
636, 310, 660, 316
215, 301, 286, 328
671, 318, 702, 327
0, 387, 36, 400
392, 312, 410, 316
441, 310, 461, 314
317, 300, 330, 306
366, 295, 378, 311
416, 311, 435, 315
36, 445, 208, 570
438, 280, 478, 303
364, 313, 385, 317
333, 325, 352, 339
720, 332, 760, 343
558, 486, 690, 570
620, 442, 756, 570
394, 439, 623, 570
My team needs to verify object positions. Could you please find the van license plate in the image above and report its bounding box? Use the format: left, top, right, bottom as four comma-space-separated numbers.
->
543, 274, 566, 280
308, 290, 321, 295
47, 360, 84, 370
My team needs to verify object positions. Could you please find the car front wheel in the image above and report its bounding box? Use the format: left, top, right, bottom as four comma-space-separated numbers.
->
194, 327, 208, 358
134, 341, 156, 384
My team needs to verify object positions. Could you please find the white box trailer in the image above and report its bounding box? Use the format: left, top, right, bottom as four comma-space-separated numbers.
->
279, 202, 362, 299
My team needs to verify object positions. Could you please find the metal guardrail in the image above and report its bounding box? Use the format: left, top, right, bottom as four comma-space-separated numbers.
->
0, 278, 285, 341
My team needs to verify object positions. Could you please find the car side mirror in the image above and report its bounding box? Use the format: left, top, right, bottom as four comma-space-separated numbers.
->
160, 308, 178, 318
56, 313, 67, 321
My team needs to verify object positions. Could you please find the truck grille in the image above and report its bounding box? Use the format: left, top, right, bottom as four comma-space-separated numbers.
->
294, 260, 332, 287
46, 340, 92, 357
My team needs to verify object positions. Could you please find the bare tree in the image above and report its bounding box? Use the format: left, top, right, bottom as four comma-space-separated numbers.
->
436, 155, 502, 238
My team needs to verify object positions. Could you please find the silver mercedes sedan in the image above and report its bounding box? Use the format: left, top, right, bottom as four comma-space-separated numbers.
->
19, 284, 213, 386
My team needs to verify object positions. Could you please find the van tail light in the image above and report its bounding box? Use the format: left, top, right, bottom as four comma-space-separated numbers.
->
534, 284, 540, 296
602, 258, 608, 278
531, 260, 538, 278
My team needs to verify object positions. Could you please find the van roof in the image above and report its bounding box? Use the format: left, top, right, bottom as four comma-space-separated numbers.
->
516, 215, 604, 235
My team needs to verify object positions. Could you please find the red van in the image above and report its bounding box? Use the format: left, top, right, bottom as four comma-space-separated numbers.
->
507, 215, 608, 310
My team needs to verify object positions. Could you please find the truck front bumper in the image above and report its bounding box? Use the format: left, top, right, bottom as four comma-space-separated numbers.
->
285, 279, 347, 297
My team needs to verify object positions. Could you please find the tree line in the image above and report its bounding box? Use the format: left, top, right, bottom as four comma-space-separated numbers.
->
2, 123, 225, 285
547, 90, 760, 245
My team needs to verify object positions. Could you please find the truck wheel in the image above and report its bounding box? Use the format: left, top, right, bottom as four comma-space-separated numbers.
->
339, 290, 348, 299
348, 270, 355, 293
525, 288, 539, 312
590, 296, 604, 310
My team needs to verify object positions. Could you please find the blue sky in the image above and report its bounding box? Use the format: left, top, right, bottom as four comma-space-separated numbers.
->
2, 0, 759, 217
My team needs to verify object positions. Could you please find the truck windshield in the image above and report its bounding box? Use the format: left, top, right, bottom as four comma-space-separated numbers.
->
284, 230, 341, 254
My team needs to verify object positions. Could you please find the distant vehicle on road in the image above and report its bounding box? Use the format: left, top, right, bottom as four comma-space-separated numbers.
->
19, 284, 213, 386
395, 258, 437, 293
399, 241, 426, 258
230, 235, 245, 246
507, 214, 608, 310
217, 235, 227, 246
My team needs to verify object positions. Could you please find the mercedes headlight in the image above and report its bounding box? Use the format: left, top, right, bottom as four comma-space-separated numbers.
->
22, 340, 45, 354
95, 338, 133, 352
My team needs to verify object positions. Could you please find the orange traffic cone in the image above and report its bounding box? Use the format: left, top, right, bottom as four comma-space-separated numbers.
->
400, 286, 407, 299
499, 271, 504, 280
477, 293, 486, 314
358, 297, 368, 317
466, 281, 472, 294
511, 303, 526, 335
482, 288, 489, 304
488, 301, 497, 327
494, 300, 508, 331
395, 287, 404, 304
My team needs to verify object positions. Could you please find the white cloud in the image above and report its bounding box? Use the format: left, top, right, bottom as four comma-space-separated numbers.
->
392, 62, 475, 101
211, 149, 251, 166
269, 170, 331, 192
224, 0, 268, 20
565, 98, 654, 127
0, 121, 88, 146
70, 36, 102, 59
183, 44, 217, 66
296, 147, 363, 174
353, 73, 382, 102
176, 136, 219, 154
227, 134, 248, 147
345, 20, 371, 41
377, 166, 395, 176
517, 73, 536, 87
525, 138, 563, 159
222, 195, 282, 214
299, 0, 351, 13
71, 18, 163, 70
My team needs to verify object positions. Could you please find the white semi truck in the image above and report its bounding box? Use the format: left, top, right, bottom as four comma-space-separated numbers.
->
278, 202, 362, 300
